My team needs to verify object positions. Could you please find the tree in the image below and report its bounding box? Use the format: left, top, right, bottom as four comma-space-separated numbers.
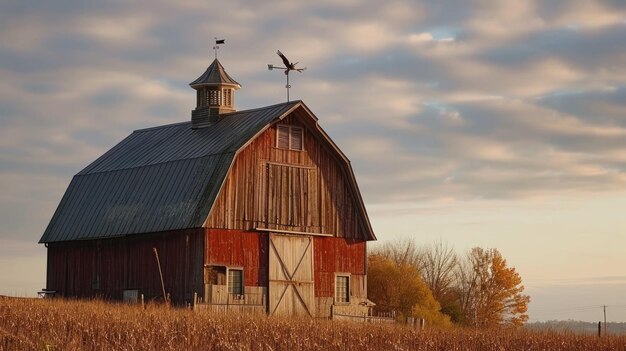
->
375, 239, 463, 322
373, 238, 424, 271
420, 240, 462, 322
367, 254, 451, 327
456, 247, 530, 327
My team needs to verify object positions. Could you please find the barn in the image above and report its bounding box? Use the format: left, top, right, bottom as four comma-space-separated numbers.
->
39, 58, 376, 318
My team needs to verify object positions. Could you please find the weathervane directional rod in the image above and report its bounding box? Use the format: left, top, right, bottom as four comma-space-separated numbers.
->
268, 50, 306, 102
213, 37, 225, 59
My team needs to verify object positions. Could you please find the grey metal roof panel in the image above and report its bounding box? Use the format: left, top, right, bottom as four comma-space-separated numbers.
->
79, 101, 297, 175
40, 154, 233, 243
189, 59, 241, 88
40, 101, 299, 243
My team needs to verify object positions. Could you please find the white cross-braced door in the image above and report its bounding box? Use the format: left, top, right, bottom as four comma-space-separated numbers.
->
268, 234, 314, 316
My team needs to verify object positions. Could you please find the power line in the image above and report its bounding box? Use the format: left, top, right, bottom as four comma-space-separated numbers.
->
531, 305, 603, 314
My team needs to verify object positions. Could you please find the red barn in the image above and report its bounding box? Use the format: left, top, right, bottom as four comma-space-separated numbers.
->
39, 58, 376, 317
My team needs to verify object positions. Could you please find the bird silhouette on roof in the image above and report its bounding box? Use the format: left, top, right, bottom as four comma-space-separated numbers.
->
277, 50, 306, 75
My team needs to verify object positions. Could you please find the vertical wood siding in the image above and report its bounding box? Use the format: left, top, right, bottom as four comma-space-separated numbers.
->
206, 113, 366, 239
268, 234, 314, 316
45, 229, 203, 303
313, 237, 366, 298
204, 229, 268, 287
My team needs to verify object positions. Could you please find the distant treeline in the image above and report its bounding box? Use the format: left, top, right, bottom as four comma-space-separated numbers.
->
527, 320, 626, 335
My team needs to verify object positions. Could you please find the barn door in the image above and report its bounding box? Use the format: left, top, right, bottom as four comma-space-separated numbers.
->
257, 163, 319, 231
268, 234, 314, 316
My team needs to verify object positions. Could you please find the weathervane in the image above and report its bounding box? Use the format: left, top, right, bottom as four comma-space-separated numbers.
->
213, 38, 225, 59
268, 50, 306, 102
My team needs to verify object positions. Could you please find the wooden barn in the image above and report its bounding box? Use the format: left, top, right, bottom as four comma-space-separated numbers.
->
39, 58, 376, 318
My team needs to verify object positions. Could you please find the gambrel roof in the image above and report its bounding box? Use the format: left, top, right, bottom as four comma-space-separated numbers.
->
40, 101, 375, 243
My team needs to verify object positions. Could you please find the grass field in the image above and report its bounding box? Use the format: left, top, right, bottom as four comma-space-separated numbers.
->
1, 297, 625, 351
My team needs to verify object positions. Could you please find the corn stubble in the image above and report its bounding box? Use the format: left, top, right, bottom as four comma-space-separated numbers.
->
1, 298, 624, 351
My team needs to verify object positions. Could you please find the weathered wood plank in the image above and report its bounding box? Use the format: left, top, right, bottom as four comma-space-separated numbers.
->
268, 234, 314, 316
205, 114, 367, 240
46, 228, 204, 303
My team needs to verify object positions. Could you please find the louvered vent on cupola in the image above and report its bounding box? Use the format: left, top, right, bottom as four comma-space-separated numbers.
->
189, 59, 241, 128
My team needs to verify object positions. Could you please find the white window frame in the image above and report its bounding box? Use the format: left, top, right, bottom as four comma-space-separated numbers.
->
276, 124, 304, 151
227, 267, 244, 298
334, 273, 351, 304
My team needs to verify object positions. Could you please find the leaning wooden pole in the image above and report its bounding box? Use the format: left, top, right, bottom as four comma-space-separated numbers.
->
153, 247, 168, 305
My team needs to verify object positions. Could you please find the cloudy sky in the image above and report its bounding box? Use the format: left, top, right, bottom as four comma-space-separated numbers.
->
1, 0, 626, 322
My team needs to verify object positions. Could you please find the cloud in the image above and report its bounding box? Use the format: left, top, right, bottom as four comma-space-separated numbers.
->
0, 0, 625, 236
2, 0, 626, 309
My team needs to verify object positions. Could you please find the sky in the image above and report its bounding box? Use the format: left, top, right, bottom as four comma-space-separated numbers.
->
1, 0, 626, 322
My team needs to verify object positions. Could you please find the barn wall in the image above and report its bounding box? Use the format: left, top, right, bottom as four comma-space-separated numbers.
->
206, 112, 366, 239
313, 236, 366, 298
45, 228, 204, 303
204, 230, 366, 298
204, 228, 268, 287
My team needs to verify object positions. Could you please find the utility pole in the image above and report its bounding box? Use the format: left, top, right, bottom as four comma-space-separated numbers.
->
603, 305, 607, 336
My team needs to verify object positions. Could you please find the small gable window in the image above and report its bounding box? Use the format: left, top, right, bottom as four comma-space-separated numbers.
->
276, 124, 303, 151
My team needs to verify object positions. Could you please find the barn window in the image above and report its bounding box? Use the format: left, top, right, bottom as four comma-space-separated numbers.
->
335, 274, 350, 304
123, 289, 139, 303
205, 265, 226, 285
277, 125, 290, 148
228, 268, 244, 296
290, 127, 303, 150
276, 124, 304, 151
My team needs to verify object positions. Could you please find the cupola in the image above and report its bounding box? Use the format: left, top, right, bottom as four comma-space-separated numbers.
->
190, 59, 241, 128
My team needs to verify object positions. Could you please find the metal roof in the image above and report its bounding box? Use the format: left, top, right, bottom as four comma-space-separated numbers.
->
189, 59, 241, 89
40, 101, 298, 243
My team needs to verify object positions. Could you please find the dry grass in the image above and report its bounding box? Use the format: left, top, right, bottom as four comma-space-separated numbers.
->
1, 297, 625, 351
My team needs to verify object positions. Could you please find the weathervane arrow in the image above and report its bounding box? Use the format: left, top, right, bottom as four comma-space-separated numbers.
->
213, 38, 225, 59
268, 50, 306, 102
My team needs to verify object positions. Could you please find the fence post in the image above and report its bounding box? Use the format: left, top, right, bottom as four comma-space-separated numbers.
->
193, 292, 197, 310
419, 318, 426, 331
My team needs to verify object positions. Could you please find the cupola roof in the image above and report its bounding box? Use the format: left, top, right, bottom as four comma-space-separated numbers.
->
189, 59, 241, 89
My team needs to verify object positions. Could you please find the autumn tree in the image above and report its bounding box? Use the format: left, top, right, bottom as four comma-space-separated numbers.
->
375, 239, 463, 322
367, 254, 451, 327
456, 247, 530, 327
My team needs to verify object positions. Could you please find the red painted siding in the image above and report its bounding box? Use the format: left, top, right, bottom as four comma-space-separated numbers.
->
45, 229, 204, 303
205, 229, 366, 298
205, 229, 269, 287
313, 237, 366, 297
